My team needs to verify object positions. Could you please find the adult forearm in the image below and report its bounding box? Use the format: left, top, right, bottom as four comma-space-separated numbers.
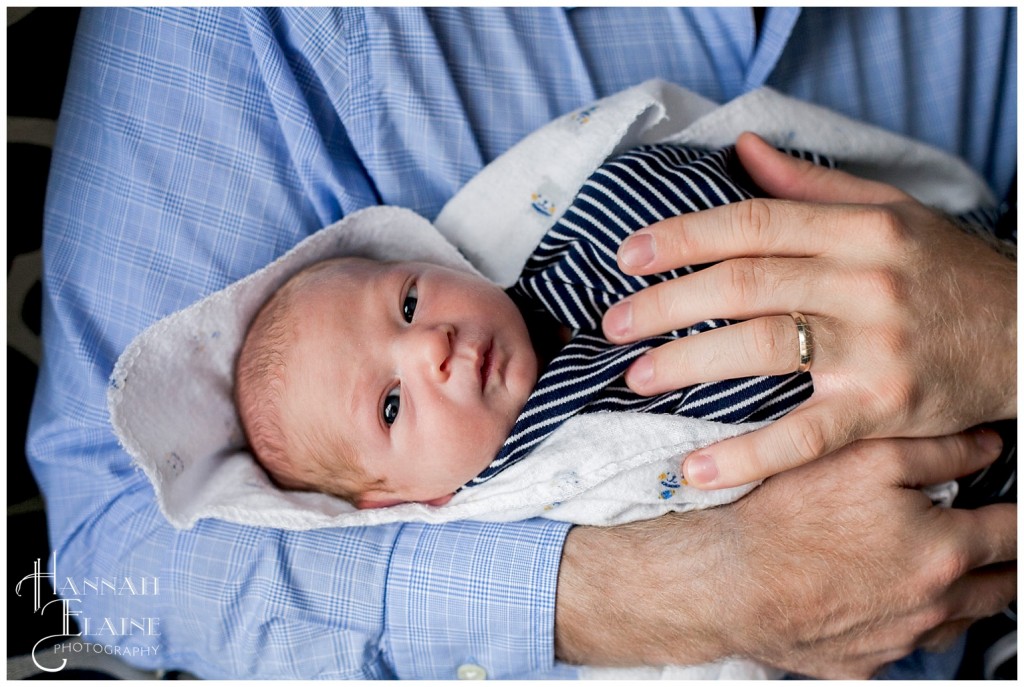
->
555, 511, 733, 667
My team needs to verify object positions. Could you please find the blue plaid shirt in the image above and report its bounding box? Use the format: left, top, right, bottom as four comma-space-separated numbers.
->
31, 7, 1015, 679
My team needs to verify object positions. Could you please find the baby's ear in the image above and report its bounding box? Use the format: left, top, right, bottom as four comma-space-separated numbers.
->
421, 494, 453, 507
354, 496, 405, 510
354, 493, 454, 509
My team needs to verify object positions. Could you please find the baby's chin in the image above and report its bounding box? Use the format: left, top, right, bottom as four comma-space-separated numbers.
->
447, 441, 507, 500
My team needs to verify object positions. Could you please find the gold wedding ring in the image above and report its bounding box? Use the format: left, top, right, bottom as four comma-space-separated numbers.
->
790, 312, 813, 373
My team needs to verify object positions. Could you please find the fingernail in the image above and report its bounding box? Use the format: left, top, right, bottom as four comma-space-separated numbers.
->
627, 354, 654, 387
620, 233, 655, 269
604, 300, 633, 338
973, 429, 1003, 457
685, 453, 718, 485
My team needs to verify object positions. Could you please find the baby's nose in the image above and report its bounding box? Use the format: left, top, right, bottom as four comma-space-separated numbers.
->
407, 324, 453, 381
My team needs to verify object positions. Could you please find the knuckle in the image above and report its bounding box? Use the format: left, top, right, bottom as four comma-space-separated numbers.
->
863, 206, 910, 248
748, 317, 789, 369
863, 266, 909, 303
650, 283, 679, 324
785, 414, 830, 463
873, 323, 911, 358
664, 220, 698, 258
722, 258, 770, 308
872, 370, 919, 420
737, 198, 775, 245
930, 548, 969, 591
912, 545, 968, 598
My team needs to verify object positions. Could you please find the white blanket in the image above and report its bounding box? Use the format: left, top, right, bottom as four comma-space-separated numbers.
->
108, 80, 991, 533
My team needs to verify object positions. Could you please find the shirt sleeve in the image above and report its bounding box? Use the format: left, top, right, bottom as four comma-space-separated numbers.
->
29, 7, 573, 678
384, 521, 575, 679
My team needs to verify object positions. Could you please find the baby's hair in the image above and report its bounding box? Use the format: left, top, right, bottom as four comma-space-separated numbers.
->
235, 259, 384, 504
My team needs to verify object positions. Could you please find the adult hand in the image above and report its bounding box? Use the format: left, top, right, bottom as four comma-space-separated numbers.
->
602, 132, 1016, 488
555, 430, 1016, 678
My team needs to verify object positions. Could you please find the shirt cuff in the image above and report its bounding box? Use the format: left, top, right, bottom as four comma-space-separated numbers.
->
383, 518, 578, 679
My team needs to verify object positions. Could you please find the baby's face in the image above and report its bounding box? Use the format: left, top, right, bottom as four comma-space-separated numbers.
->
286, 258, 538, 507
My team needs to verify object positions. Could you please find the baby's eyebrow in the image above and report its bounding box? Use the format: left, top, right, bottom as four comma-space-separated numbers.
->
391, 268, 415, 311
349, 265, 413, 440
348, 366, 381, 435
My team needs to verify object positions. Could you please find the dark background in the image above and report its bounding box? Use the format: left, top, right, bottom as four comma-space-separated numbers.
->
8, 3, 81, 665
7, 8, 182, 680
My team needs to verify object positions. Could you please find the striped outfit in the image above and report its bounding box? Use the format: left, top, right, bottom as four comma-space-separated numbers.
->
469, 143, 1015, 509
468, 144, 820, 488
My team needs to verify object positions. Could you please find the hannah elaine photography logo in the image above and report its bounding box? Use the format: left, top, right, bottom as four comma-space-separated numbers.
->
14, 551, 162, 673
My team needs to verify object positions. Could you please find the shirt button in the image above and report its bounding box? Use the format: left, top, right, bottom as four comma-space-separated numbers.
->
456, 663, 487, 680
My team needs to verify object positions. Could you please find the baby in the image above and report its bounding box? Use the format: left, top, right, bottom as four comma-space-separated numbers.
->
236, 143, 816, 509
235, 254, 544, 508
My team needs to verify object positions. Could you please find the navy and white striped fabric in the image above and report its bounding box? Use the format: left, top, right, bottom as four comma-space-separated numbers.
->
467, 144, 825, 487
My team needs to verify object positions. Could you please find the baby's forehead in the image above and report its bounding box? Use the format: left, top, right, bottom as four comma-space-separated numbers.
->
302, 255, 388, 280
285, 257, 386, 298
288, 257, 408, 335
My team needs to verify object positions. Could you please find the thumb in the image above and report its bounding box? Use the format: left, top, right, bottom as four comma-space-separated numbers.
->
736, 131, 910, 205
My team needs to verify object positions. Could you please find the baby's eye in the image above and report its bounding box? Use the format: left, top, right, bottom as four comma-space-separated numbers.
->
402, 284, 418, 323
383, 387, 401, 426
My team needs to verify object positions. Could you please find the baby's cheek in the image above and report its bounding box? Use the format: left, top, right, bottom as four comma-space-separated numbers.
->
509, 349, 540, 407
444, 430, 501, 483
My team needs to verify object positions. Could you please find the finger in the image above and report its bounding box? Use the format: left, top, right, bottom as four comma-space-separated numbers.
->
736, 131, 912, 205
623, 316, 811, 396
945, 561, 1017, 620
955, 505, 1018, 570
682, 402, 851, 489
603, 256, 839, 343
894, 429, 1006, 488
616, 199, 844, 275
917, 619, 974, 654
